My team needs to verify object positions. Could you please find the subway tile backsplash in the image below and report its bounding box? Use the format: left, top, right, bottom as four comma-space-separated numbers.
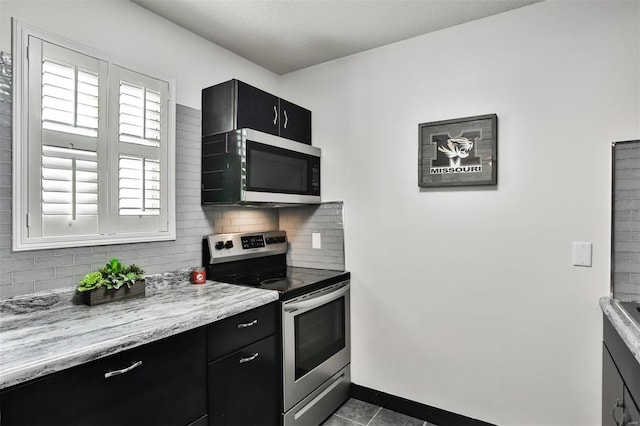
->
210, 207, 279, 234
280, 203, 345, 271
613, 141, 640, 302
0, 52, 345, 297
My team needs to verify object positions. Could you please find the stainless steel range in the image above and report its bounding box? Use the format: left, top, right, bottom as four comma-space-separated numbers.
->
203, 230, 351, 426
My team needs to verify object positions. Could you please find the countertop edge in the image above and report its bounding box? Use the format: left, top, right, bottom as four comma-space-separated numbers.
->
0, 286, 279, 390
599, 296, 640, 364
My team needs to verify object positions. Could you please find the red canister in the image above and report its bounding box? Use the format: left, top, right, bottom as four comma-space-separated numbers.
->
191, 268, 206, 284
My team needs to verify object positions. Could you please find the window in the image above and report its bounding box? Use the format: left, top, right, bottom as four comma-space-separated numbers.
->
13, 22, 176, 250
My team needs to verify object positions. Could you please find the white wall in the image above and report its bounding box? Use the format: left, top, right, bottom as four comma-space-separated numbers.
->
280, 1, 640, 425
0, 0, 277, 109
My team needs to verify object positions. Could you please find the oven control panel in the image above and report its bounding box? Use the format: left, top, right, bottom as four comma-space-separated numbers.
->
240, 234, 287, 249
206, 230, 288, 264
241, 235, 265, 249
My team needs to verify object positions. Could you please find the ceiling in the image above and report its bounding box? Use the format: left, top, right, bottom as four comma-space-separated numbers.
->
131, 0, 544, 75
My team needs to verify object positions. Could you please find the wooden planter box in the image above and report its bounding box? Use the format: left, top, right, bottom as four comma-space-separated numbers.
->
83, 280, 146, 306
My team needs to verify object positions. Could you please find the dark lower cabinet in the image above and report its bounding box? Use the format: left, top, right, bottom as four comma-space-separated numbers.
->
603, 344, 627, 426
208, 334, 279, 426
0, 327, 207, 426
1, 304, 279, 426
625, 385, 640, 426
603, 315, 640, 426
206, 303, 279, 426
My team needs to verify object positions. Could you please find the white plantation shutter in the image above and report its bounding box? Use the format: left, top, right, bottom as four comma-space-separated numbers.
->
41, 146, 99, 215
13, 24, 176, 251
25, 39, 108, 239
40, 146, 100, 236
119, 82, 161, 147
41, 59, 99, 137
118, 156, 161, 215
111, 66, 169, 234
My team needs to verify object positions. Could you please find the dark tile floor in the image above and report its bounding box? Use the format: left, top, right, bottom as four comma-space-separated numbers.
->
322, 398, 436, 426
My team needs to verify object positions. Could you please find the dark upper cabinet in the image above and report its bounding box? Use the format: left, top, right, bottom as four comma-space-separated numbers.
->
202, 79, 312, 145
279, 98, 312, 145
0, 327, 207, 426
235, 81, 280, 136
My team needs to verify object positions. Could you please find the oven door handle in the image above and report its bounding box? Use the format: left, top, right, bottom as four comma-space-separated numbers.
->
284, 284, 349, 313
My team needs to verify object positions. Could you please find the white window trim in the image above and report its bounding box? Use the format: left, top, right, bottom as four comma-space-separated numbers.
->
12, 20, 177, 251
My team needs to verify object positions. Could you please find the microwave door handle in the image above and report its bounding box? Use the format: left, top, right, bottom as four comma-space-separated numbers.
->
284, 285, 349, 313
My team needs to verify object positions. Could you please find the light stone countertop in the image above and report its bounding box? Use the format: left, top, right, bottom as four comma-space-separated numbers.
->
600, 297, 640, 364
0, 271, 279, 390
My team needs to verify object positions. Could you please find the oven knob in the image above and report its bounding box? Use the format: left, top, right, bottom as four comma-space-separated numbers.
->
214, 241, 225, 250
225, 240, 234, 249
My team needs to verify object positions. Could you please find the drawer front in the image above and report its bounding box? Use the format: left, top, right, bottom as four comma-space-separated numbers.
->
207, 302, 277, 361
1, 327, 207, 426
208, 335, 279, 426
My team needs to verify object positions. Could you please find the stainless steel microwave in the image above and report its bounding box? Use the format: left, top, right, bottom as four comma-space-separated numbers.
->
202, 128, 321, 206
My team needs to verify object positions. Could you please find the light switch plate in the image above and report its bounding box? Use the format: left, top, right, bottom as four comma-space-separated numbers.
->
312, 233, 321, 249
572, 242, 592, 267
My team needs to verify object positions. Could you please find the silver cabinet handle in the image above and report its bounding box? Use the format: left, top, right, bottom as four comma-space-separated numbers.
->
237, 319, 258, 329
239, 352, 259, 364
104, 360, 142, 379
283, 110, 288, 129
273, 105, 278, 125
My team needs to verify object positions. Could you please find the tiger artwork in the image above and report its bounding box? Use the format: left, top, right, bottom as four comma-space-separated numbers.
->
437, 137, 474, 168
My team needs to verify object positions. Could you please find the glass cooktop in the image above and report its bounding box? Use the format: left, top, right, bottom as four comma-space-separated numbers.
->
214, 266, 349, 301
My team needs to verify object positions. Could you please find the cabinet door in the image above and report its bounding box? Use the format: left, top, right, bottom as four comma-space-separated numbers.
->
236, 81, 280, 136
1, 328, 207, 426
202, 80, 237, 137
208, 334, 279, 426
625, 386, 640, 426
604, 344, 626, 426
279, 99, 311, 145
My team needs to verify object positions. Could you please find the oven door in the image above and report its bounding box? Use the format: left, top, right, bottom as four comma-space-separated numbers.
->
282, 281, 350, 411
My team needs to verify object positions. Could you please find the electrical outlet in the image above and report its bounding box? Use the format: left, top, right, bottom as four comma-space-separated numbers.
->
312, 233, 321, 249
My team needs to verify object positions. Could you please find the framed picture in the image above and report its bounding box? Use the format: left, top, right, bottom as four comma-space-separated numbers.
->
418, 114, 497, 188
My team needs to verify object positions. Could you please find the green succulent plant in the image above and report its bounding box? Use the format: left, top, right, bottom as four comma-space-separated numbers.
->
77, 258, 145, 292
